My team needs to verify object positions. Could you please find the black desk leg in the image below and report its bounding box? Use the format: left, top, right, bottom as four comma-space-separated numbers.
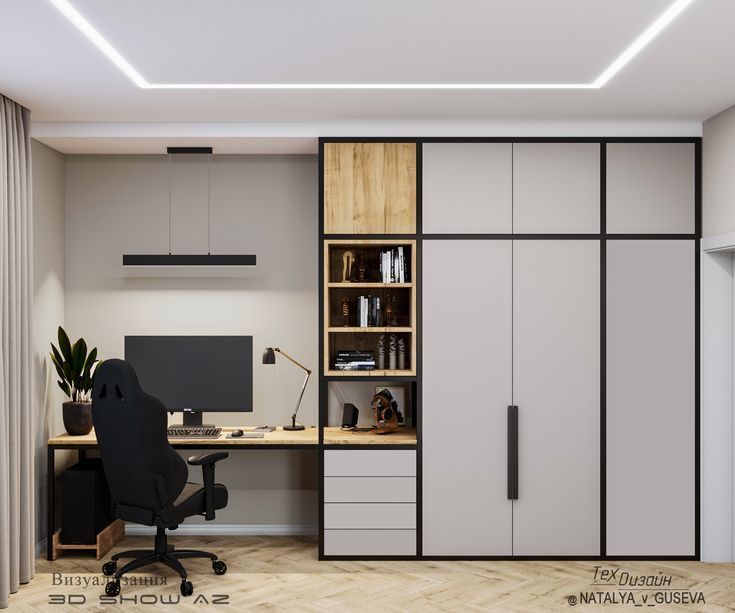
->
47, 446, 54, 561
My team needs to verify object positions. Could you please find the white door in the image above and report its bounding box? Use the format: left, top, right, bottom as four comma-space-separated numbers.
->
512, 240, 601, 555
422, 240, 513, 555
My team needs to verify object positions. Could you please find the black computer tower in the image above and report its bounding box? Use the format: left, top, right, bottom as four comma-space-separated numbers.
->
60, 458, 113, 544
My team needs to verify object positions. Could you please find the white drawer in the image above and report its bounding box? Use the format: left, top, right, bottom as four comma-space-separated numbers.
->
324, 529, 416, 556
324, 477, 416, 503
324, 450, 415, 477
324, 503, 416, 529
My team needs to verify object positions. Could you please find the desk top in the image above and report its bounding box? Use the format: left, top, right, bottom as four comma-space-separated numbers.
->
48, 427, 319, 448
322, 426, 417, 445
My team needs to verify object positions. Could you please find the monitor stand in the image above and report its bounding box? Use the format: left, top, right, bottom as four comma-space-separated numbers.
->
170, 409, 215, 428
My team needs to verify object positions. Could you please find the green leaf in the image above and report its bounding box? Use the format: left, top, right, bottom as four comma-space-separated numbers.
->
50, 343, 65, 369
58, 327, 73, 363
57, 380, 71, 398
71, 338, 87, 375
51, 359, 66, 383
82, 347, 97, 377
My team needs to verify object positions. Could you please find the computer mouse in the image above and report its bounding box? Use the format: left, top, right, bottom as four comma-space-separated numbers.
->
231, 429, 244, 438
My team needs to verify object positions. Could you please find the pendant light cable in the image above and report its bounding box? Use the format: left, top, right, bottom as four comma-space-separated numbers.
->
207, 153, 212, 255
168, 153, 172, 255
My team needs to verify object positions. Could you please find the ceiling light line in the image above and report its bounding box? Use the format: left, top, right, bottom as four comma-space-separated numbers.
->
47, 0, 696, 91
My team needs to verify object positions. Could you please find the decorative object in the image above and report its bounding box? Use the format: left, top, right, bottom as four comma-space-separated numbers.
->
376, 335, 386, 370
262, 347, 311, 430
397, 337, 406, 370
388, 334, 397, 370
341, 251, 354, 282
370, 389, 403, 435
50, 326, 101, 436
384, 294, 400, 326
340, 295, 351, 326
374, 385, 408, 425
356, 252, 367, 282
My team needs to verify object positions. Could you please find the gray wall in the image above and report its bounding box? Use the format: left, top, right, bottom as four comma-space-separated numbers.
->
31, 139, 68, 545
63, 154, 319, 529
704, 104, 735, 237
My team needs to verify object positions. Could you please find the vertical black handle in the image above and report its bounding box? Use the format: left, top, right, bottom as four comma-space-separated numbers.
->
508, 405, 518, 500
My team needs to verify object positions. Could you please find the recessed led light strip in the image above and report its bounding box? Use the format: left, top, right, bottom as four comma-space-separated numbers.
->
48, 0, 696, 90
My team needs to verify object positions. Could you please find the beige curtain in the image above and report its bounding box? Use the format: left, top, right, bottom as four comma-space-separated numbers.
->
0, 95, 35, 609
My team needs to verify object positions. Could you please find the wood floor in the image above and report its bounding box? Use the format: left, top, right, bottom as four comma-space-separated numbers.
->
9, 536, 734, 611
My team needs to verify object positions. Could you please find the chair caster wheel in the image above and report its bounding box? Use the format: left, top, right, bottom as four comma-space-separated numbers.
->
102, 561, 116, 576
105, 580, 121, 596
180, 580, 194, 597
212, 560, 227, 575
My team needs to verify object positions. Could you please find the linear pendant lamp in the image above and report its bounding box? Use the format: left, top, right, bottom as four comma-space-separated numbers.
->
123, 147, 257, 267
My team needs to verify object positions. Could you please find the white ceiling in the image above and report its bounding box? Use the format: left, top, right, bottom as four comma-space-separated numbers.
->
1, 0, 733, 152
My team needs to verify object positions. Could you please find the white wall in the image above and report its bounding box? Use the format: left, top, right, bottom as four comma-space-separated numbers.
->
703, 104, 735, 238
31, 139, 67, 546
701, 104, 735, 561
64, 154, 319, 529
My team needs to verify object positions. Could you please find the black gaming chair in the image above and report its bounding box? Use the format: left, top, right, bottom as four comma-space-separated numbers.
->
91, 359, 229, 598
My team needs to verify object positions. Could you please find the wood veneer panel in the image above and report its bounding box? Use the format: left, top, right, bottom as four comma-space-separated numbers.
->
324, 143, 416, 234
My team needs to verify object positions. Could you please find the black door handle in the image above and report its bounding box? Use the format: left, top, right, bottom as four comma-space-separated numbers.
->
508, 405, 518, 500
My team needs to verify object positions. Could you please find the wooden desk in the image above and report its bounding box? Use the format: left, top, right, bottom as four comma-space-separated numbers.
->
47, 427, 318, 560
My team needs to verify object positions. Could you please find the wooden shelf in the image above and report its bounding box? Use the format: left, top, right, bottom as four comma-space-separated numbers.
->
323, 426, 417, 445
328, 327, 413, 333
326, 369, 416, 377
327, 282, 412, 288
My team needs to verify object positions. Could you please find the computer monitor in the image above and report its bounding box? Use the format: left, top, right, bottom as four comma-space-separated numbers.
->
124, 335, 253, 426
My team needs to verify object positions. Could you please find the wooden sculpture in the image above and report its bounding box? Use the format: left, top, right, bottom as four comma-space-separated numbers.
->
341, 251, 354, 283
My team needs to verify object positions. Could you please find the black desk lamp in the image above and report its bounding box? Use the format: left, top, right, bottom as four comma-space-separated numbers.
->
262, 347, 311, 431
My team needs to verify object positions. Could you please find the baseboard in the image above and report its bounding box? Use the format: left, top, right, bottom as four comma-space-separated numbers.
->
125, 524, 318, 537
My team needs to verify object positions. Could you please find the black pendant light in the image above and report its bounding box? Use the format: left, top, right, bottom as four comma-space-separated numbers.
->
123, 147, 257, 267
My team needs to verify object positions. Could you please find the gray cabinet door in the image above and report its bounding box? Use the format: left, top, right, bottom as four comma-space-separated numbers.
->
512, 143, 600, 234
422, 143, 512, 234
606, 240, 695, 556
606, 143, 695, 234
422, 240, 513, 555
512, 240, 600, 556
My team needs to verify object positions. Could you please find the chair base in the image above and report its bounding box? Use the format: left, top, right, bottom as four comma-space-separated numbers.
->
102, 526, 226, 597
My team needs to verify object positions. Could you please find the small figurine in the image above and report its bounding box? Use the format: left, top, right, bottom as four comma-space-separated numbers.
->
340, 296, 350, 327
356, 253, 367, 282
341, 251, 354, 283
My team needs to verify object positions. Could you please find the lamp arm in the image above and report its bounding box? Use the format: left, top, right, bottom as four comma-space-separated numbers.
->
274, 348, 312, 374
291, 370, 311, 426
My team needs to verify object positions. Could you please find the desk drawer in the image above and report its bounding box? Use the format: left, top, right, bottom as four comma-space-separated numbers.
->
324, 529, 416, 556
324, 477, 416, 503
324, 503, 416, 529
324, 450, 415, 477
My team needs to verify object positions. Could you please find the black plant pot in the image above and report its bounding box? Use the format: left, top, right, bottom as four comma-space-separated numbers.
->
63, 401, 93, 436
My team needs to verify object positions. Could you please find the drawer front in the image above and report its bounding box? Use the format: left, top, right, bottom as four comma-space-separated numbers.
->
324, 529, 416, 556
324, 450, 416, 477
324, 503, 416, 529
324, 477, 416, 503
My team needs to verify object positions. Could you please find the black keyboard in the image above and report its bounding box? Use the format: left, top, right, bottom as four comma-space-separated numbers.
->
167, 426, 222, 439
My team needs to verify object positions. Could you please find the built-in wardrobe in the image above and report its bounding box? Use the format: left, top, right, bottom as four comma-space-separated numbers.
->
319, 138, 699, 560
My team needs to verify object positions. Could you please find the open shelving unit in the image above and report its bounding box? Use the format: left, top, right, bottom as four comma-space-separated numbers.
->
323, 239, 417, 377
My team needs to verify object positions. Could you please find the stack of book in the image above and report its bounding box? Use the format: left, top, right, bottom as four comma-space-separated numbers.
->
356, 295, 382, 327
380, 247, 409, 283
333, 351, 375, 371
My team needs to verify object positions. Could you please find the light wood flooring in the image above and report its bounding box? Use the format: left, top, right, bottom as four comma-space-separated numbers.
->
8, 536, 735, 611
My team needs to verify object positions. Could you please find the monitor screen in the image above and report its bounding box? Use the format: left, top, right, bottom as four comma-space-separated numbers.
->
124, 336, 253, 412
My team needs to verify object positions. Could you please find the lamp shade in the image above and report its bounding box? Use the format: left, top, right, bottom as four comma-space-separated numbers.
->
262, 347, 276, 364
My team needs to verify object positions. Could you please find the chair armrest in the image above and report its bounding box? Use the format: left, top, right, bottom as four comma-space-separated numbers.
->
187, 452, 228, 466
187, 452, 228, 520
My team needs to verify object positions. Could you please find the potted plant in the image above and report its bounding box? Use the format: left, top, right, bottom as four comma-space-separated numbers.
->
50, 326, 101, 436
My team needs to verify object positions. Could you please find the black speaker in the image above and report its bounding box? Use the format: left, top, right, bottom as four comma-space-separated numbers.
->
60, 458, 113, 544
342, 403, 359, 428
